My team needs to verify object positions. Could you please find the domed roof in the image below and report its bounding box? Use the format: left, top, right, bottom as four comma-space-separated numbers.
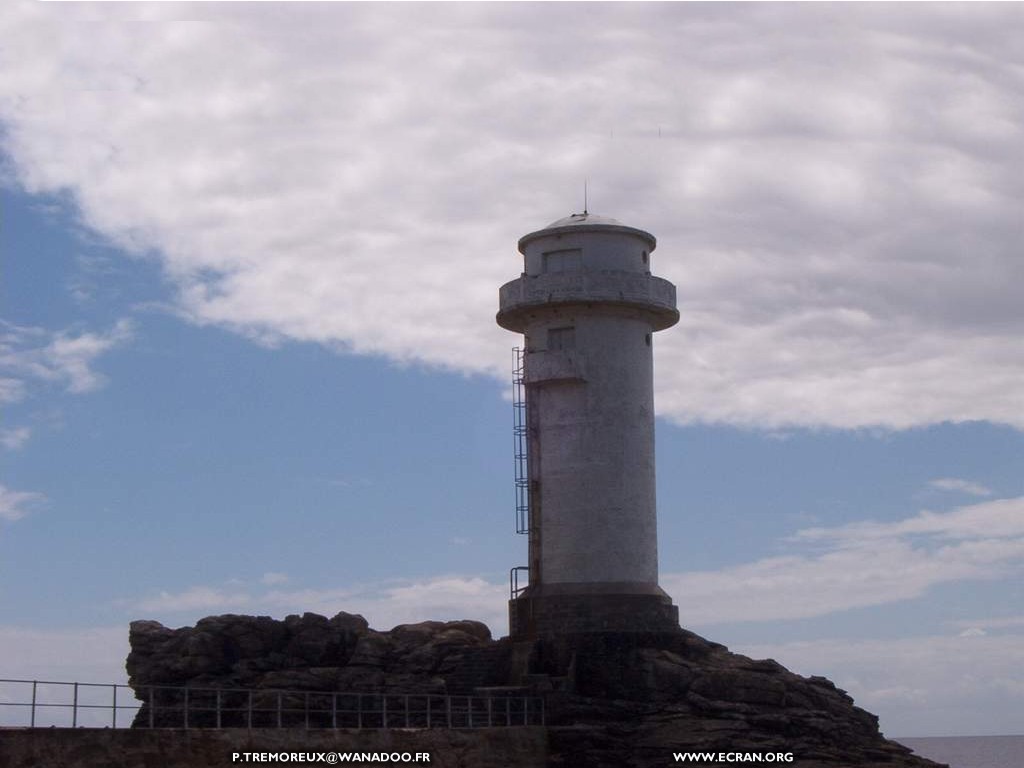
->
518, 211, 656, 252
544, 212, 623, 228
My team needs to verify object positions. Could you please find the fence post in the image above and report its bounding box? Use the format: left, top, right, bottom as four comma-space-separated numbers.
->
357, 694, 363, 730
487, 696, 493, 727
467, 695, 473, 728
332, 693, 337, 729
506, 696, 511, 726
112, 684, 118, 728
216, 689, 222, 729
446, 696, 451, 728
523, 696, 528, 726
383, 694, 388, 729
72, 682, 79, 728
183, 687, 189, 730
247, 691, 253, 730
276, 692, 282, 729
426, 695, 431, 728
404, 695, 409, 728
30, 681, 37, 728
304, 693, 310, 730
149, 687, 155, 729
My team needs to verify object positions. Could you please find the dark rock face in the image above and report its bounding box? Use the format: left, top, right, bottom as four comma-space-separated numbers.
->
127, 615, 944, 767
534, 631, 942, 767
128, 613, 499, 697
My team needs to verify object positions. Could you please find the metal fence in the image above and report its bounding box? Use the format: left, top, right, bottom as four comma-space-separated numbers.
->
0, 678, 544, 730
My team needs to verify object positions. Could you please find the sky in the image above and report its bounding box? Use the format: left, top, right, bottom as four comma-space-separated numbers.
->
1, 1, 1023, 739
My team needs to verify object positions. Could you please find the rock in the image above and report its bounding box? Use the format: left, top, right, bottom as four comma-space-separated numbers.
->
126, 614, 946, 767
347, 632, 391, 667
329, 611, 370, 634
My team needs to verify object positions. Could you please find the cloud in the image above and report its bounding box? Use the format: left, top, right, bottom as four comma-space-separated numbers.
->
259, 571, 289, 586
958, 627, 986, 638
950, 615, 1024, 631
0, 483, 45, 522
350, 576, 507, 631
0, 426, 31, 450
737, 633, 1024, 736
794, 496, 1024, 543
0, 626, 128, 685
928, 478, 993, 497
0, 319, 134, 404
666, 496, 1024, 625
133, 585, 253, 614
2, 4, 1023, 430
0, 626, 132, 727
128, 492, 1024, 635
129, 574, 509, 635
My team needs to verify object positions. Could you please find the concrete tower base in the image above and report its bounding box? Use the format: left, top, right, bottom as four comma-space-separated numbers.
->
509, 586, 679, 639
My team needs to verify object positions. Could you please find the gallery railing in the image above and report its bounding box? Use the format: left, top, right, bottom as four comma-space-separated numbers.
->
0, 678, 544, 730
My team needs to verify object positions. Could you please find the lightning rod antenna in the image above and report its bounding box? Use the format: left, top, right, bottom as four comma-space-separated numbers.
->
584, 179, 589, 215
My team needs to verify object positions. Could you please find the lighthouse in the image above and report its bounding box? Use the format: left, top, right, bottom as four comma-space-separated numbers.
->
497, 212, 680, 638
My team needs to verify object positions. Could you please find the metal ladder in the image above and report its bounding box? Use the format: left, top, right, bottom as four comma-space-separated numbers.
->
512, 347, 529, 535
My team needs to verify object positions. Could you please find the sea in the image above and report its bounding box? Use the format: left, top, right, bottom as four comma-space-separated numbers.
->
895, 735, 1024, 768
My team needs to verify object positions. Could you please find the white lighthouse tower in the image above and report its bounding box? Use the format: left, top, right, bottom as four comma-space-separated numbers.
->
497, 212, 680, 638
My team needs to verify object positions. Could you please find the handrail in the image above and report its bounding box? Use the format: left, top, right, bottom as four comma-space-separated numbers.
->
510, 566, 529, 600
0, 678, 544, 730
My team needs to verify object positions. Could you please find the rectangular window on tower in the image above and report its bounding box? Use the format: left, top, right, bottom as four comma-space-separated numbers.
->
547, 326, 576, 351
543, 248, 582, 274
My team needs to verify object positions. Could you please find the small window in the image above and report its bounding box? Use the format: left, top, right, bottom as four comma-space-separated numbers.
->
543, 249, 582, 274
548, 326, 576, 351
641, 250, 649, 265
644, 333, 652, 347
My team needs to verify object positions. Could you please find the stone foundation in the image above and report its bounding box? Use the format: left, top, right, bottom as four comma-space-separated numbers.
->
509, 590, 679, 638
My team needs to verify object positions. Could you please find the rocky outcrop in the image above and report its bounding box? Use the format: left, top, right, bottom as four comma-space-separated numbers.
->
129, 613, 502, 696
127, 615, 945, 767
534, 631, 940, 767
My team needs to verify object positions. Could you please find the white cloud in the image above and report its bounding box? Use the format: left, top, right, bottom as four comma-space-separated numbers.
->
133, 585, 253, 614
0, 426, 31, 450
259, 571, 289, 586
130, 575, 509, 635
958, 627, 986, 638
794, 496, 1024, 543
928, 478, 993, 497
0, 625, 128, 685
128, 494, 1024, 635
44, 319, 134, 394
950, 615, 1024, 631
0, 626, 132, 727
737, 633, 1024, 737
666, 496, 1024, 625
0, 319, 134, 404
1, 4, 1023, 430
348, 576, 507, 632
0, 483, 44, 522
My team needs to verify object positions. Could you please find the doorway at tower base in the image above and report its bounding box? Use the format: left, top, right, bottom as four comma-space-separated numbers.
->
509, 583, 679, 639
